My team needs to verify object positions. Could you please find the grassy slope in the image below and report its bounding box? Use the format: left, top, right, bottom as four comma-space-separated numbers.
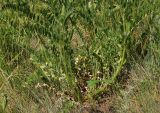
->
0, 0, 160, 113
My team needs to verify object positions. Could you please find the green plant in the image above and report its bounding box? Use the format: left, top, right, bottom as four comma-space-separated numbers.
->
0, 0, 160, 112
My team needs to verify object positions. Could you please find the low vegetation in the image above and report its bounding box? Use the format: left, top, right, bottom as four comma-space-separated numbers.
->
0, 0, 160, 113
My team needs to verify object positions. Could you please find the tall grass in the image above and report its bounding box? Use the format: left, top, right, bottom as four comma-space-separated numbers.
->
0, 0, 160, 112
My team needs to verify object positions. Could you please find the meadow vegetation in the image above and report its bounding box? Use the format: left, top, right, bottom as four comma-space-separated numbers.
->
0, 0, 160, 113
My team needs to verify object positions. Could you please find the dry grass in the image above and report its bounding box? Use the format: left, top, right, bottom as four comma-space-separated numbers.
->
114, 63, 160, 113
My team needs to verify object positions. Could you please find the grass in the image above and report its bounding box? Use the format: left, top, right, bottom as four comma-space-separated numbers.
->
115, 62, 160, 113
0, 0, 160, 113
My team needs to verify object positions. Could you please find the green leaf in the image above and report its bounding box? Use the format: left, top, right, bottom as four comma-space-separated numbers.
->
87, 80, 100, 87
0, 93, 7, 112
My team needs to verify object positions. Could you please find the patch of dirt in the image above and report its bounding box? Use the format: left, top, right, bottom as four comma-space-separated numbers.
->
71, 94, 116, 113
